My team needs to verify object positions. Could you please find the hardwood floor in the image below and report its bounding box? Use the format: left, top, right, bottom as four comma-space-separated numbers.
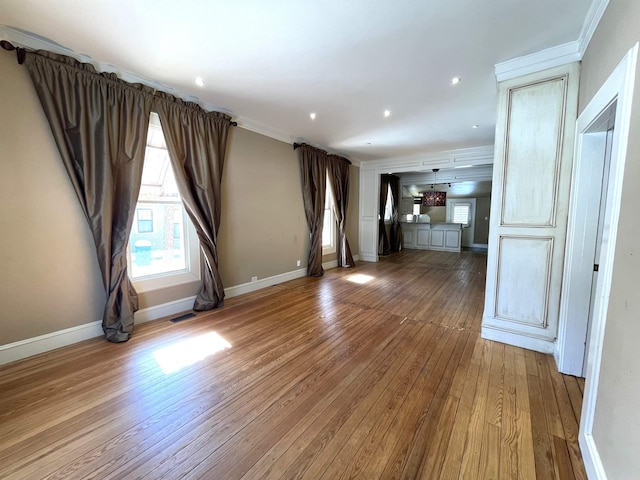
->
0, 250, 587, 479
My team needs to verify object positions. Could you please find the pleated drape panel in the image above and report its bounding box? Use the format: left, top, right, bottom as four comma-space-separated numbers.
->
379, 174, 391, 255
298, 145, 327, 277
327, 155, 355, 267
24, 50, 153, 342
155, 97, 232, 311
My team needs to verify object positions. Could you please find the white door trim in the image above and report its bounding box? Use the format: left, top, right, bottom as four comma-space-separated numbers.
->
558, 43, 637, 480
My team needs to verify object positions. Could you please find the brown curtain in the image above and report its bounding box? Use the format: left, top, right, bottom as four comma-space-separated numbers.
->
379, 174, 391, 255
327, 155, 355, 268
389, 175, 402, 252
155, 98, 232, 310
298, 144, 327, 276
23, 50, 153, 342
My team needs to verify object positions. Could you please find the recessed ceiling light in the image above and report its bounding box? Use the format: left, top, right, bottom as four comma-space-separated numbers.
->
451, 77, 461, 85
195, 77, 205, 87
472, 124, 479, 129
384, 110, 391, 117
310, 112, 316, 120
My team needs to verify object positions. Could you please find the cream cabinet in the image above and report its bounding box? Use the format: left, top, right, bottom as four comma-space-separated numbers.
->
401, 223, 461, 252
482, 63, 579, 353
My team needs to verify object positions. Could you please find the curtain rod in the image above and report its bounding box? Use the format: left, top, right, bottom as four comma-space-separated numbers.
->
292, 142, 351, 164
1, 40, 25, 63
1, 40, 238, 126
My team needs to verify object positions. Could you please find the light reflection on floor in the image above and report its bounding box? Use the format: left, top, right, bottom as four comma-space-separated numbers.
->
153, 331, 232, 374
345, 273, 375, 284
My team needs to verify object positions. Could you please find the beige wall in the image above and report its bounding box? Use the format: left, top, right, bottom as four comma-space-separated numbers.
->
0, 52, 359, 346
421, 206, 447, 222
218, 127, 309, 285
579, 0, 640, 477
0, 53, 105, 345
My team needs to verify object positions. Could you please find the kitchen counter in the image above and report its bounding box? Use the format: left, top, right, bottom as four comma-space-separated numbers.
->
401, 222, 462, 252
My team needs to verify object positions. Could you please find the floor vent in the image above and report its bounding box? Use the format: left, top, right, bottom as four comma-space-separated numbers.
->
170, 312, 196, 323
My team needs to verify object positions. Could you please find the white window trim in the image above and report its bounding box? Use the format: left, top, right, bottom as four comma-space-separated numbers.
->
127, 112, 201, 292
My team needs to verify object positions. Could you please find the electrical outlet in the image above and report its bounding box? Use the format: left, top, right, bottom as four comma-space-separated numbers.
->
296, 260, 301, 267
251, 276, 258, 282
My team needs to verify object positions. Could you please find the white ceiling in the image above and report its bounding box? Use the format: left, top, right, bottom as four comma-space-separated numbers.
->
0, 0, 596, 163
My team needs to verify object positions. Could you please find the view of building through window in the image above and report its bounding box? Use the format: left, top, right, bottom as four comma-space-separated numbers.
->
128, 113, 189, 279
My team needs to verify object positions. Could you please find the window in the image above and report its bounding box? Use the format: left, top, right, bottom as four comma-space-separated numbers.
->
127, 113, 200, 291
136, 208, 154, 233
383, 184, 393, 222
322, 178, 336, 255
452, 203, 471, 226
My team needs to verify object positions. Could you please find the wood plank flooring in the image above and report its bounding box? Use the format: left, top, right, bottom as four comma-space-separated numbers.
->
0, 250, 587, 479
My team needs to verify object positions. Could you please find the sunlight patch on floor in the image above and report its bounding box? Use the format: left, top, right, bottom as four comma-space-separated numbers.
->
153, 331, 232, 374
345, 273, 375, 284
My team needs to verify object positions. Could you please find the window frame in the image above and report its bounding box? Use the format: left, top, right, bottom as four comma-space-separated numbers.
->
383, 183, 393, 223
322, 178, 336, 255
451, 202, 471, 227
135, 208, 154, 233
127, 112, 201, 293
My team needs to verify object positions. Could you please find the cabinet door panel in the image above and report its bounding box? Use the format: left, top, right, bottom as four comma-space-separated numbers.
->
502, 78, 566, 227
495, 236, 552, 327
430, 230, 444, 247
445, 230, 461, 249
417, 229, 430, 246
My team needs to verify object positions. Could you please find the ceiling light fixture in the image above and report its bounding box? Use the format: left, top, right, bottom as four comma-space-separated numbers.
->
451, 77, 461, 85
384, 110, 391, 117
195, 77, 205, 87
310, 112, 316, 120
472, 124, 479, 129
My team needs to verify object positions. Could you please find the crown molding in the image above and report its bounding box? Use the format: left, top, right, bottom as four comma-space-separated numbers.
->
360, 145, 494, 172
232, 114, 294, 145
495, 41, 581, 82
495, 0, 610, 83
578, 0, 610, 58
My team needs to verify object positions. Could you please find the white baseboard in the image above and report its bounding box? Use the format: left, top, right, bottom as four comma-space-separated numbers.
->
322, 259, 339, 270
0, 320, 104, 366
481, 325, 556, 354
0, 258, 361, 366
225, 268, 309, 298
0, 296, 197, 366
580, 432, 608, 480
135, 296, 197, 324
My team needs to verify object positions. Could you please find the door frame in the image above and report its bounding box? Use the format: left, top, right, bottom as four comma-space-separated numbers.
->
446, 197, 476, 247
556, 43, 637, 479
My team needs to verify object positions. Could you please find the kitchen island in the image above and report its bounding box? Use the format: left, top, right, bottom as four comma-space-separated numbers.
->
401, 222, 462, 252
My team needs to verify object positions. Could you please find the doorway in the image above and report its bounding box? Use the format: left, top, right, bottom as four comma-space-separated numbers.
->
557, 102, 616, 377
555, 42, 637, 478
